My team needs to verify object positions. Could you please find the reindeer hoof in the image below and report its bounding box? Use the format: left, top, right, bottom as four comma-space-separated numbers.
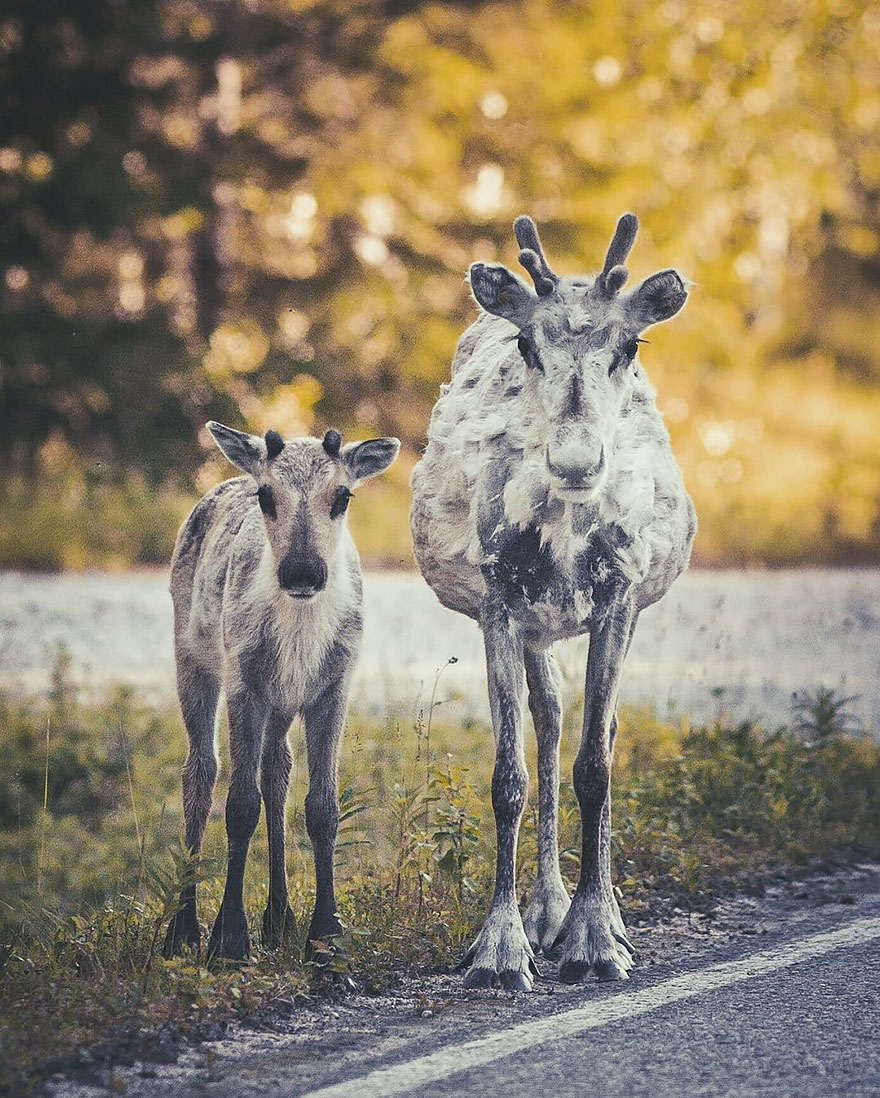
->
558, 959, 591, 984
595, 958, 630, 982
207, 904, 250, 963
554, 891, 635, 983
463, 967, 534, 991
522, 878, 571, 956
262, 904, 296, 948
334, 972, 358, 992
162, 910, 201, 959
305, 909, 343, 956
206, 937, 249, 964
162, 929, 200, 960
460, 908, 536, 992
463, 967, 496, 989
499, 969, 533, 992
304, 925, 343, 964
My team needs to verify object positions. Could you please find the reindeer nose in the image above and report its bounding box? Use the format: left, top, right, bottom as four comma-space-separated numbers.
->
277, 558, 327, 598
547, 444, 605, 488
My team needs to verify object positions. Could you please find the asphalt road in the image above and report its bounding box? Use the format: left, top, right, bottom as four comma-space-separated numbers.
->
46, 867, 880, 1098
511, 942, 880, 1098
295, 909, 880, 1098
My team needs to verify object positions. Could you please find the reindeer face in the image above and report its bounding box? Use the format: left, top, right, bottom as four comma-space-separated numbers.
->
469, 214, 688, 502
515, 288, 645, 500
207, 424, 399, 599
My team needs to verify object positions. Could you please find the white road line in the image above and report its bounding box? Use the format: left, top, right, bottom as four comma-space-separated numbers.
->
294, 913, 880, 1098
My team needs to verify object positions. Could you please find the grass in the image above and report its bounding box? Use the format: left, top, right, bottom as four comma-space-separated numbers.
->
1, 658, 879, 1093
0, 475, 191, 572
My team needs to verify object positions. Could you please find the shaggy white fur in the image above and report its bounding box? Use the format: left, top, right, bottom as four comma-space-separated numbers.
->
411, 212, 695, 991
411, 314, 695, 635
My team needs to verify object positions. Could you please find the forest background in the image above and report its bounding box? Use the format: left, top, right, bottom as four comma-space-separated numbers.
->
3, 0, 880, 569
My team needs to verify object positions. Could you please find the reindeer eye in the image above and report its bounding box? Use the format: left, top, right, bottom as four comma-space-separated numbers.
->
330, 486, 352, 519
257, 484, 276, 520
516, 333, 543, 373
611, 337, 641, 375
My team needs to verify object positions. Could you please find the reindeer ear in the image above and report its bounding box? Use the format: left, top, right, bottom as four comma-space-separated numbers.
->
206, 421, 266, 476
468, 263, 536, 326
341, 437, 400, 483
628, 269, 688, 326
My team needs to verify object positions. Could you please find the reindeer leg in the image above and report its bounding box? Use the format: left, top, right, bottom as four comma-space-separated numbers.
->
164, 655, 219, 958
600, 613, 639, 951
601, 711, 633, 953
301, 675, 349, 956
556, 591, 636, 983
260, 709, 295, 948
207, 687, 266, 963
461, 600, 535, 991
522, 648, 571, 955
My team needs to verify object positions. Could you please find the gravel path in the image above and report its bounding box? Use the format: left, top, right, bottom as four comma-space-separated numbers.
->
1, 569, 878, 730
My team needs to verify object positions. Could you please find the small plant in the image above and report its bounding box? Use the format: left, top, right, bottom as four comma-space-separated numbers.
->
388, 780, 432, 906
334, 783, 373, 866
414, 656, 459, 827
792, 686, 862, 742
142, 841, 221, 985
430, 759, 480, 902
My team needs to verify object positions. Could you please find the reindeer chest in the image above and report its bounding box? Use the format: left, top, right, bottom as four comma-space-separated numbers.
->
227, 588, 358, 713
481, 520, 627, 642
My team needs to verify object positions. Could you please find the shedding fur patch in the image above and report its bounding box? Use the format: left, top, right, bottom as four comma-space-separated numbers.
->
411, 305, 694, 630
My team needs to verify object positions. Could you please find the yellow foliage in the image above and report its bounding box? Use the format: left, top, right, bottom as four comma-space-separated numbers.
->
204, 320, 270, 379
253, 375, 324, 437
11, 0, 880, 567
260, 0, 880, 563
615, 706, 686, 774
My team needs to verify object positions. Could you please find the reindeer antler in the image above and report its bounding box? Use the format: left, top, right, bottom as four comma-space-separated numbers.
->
265, 430, 284, 459
599, 213, 639, 296
323, 429, 342, 457
514, 215, 558, 297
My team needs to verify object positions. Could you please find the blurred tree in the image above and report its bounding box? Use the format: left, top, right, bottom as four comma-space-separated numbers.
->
1, 0, 879, 565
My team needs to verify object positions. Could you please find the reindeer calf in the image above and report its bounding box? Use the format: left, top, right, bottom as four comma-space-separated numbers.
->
163, 422, 399, 962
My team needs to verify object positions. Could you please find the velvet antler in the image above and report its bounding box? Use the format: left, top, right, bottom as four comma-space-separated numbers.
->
599, 213, 639, 296
264, 430, 284, 459
323, 429, 342, 457
514, 215, 558, 297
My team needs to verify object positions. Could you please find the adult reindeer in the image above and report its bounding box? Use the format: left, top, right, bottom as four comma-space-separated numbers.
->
411, 214, 696, 989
